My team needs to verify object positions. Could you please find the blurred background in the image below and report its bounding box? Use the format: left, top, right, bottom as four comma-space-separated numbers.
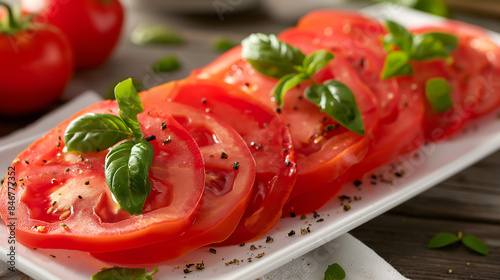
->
1, 0, 500, 134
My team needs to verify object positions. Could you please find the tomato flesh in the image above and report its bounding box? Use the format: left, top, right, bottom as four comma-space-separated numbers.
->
91, 102, 256, 264
0, 101, 205, 252
140, 78, 297, 244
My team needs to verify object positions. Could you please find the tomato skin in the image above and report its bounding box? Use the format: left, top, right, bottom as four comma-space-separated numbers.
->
0, 26, 73, 116
0, 100, 205, 252
91, 102, 256, 264
26, 0, 124, 70
141, 78, 297, 244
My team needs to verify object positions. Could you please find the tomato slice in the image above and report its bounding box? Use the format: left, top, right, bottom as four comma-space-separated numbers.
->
140, 78, 297, 244
0, 100, 205, 252
294, 11, 401, 123
91, 102, 256, 264
194, 32, 379, 213
349, 77, 425, 180
413, 24, 500, 121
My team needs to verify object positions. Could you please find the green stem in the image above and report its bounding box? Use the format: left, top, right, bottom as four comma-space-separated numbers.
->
0, 1, 18, 33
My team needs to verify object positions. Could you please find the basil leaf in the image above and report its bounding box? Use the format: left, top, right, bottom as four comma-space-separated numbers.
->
425, 77, 453, 113
130, 25, 183, 45
462, 235, 489, 256
381, 51, 413, 79
411, 32, 458, 61
64, 113, 132, 153
105, 140, 155, 215
92, 266, 159, 280
384, 20, 413, 53
273, 73, 310, 106
241, 33, 305, 79
427, 232, 460, 248
114, 78, 145, 141
153, 55, 180, 73
305, 80, 365, 135
324, 263, 346, 280
303, 50, 335, 75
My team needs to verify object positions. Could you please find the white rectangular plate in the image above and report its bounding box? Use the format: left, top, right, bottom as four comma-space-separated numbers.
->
2, 4, 500, 280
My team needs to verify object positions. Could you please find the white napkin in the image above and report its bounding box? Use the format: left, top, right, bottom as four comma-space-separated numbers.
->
0, 91, 409, 280
261, 233, 410, 280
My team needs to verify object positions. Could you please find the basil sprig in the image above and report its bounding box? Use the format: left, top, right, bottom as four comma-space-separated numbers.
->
381, 20, 458, 79
241, 33, 365, 135
64, 78, 155, 215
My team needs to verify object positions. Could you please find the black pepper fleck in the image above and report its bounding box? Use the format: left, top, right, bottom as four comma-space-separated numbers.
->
232, 161, 240, 170
84, 181, 90, 185
266, 236, 274, 243
353, 180, 362, 187
220, 152, 228, 159
288, 230, 296, 236
161, 122, 167, 130
209, 248, 217, 254
145, 135, 156, 142
24, 160, 29, 165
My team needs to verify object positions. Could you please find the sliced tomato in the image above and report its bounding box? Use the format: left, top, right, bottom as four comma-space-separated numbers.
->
413, 24, 500, 122
91, 102, 256, 264
194, 31, 379, 213
0, 101, 205, 252
349, 77, 425, 180
140, 78, 297, 244
294, 11, 401, 123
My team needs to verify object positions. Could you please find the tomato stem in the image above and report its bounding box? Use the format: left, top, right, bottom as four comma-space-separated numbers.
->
0, 1, 17, 33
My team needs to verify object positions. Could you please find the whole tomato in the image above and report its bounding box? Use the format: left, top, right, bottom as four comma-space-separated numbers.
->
24, 0, 124, 70
0, 2, 73, 116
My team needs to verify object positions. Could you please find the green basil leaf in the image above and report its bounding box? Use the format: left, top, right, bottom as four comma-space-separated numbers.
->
384, 20, 413, 53
213, 37, 235, 52
64, 113, 132, 153
324, 263, 346, 280
305, 80, 365, 135
427, 232, 460, 248
381, 51, 413, 79
411, 32, 458, 61
241, 33, 305, 79
92, 266, 159, 280
273, 73, 310, 106
114, 78, 145, 141
130, 25, 183, 45
425, 77, 453, 113
462, 235, 489, 256
153, 55, 180, 73
303, 50, 335, 75
414, 0, 449, 17
105, 140, 155, 215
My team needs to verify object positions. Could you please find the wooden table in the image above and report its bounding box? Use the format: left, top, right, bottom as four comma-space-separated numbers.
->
1, 2, 499, 279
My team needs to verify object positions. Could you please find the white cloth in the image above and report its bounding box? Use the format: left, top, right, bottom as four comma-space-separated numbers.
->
262, 233, 410, 280
0, 92, 409, 280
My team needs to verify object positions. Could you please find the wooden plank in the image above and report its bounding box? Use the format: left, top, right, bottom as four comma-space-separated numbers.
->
351, 214, 500, 280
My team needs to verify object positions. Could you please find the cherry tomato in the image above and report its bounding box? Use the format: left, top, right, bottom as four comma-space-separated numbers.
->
0, 5, 73, 116
0, 100, 205, 252
24, 0, 124, 70
140, 78, 297, 244
91, 102, 256, 264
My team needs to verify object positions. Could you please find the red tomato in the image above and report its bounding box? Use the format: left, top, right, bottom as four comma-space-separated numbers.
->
0, 100, 205, 252
0, 21, 73, 116
349, 77, 425, 180
140, 78, 297, 244
194, 33, 379, 214
24, 0, 124, 70
294, 10, 401, 123
91, 102, 256, 264
413, 24, 500, 121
